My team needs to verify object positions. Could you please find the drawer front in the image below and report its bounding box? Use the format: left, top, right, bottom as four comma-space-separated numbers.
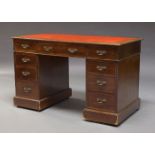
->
87, 45, 118, 60
15, 67, 37, 81
51, 43, 87, 58
86, 60, 117, 77
14, 39, 38, 52
87, 92, 116, 112
14, 53, 38, 67
87, 74, 116, 93
16, 81, 39, 99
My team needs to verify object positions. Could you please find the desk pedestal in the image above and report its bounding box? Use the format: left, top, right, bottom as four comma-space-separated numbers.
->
14, 53, 72, 111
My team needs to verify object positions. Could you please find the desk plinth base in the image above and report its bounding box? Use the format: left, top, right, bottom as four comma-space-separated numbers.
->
83, 99, 140, 126
14, 88, 72, 111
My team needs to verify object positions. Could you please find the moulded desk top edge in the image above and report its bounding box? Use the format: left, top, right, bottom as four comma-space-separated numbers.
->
12, 34, 143, 46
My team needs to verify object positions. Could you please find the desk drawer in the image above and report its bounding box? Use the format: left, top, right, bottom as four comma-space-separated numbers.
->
16, 81, 39, 99
87, 45, 118, 60
52, 43, 87, 58
86, 60, 117, 77
87, 92, 116, 112
14, 39, 38, 52
87, 74, 116, 93
15, 53, 38, 67
15, 67, 37, 81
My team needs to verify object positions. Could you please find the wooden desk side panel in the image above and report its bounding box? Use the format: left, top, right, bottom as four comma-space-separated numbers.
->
118, 42, 141, 59
117, 54, 140, 112
38, 55, 70, 98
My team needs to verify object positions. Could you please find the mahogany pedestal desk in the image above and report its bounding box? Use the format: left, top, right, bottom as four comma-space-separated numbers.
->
13, 34, 142, 126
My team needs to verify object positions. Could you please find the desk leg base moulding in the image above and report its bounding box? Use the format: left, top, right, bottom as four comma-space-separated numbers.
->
14, 88, 72, 111
83, 98, 140, 126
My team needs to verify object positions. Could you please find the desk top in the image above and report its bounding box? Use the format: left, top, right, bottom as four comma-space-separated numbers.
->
13, 34, 142, 46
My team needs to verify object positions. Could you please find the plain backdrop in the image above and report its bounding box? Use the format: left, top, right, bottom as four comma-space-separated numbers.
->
0, 22, 155, 132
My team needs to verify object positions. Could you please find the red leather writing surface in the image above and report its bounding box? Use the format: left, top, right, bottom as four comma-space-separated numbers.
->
14, 34, 141, 45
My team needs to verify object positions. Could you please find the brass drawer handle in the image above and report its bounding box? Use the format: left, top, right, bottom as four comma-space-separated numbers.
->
96, 50, 107, 56
21, 57, 31, 63
21, 44, 30, 49
68, 48, 78, 54
43, 46, 53, 52
96, 80, 107, 86
96, 65, 107, 71
96, 98, 107, 104
22, 71, 31, 77
23, 87, 32, 93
